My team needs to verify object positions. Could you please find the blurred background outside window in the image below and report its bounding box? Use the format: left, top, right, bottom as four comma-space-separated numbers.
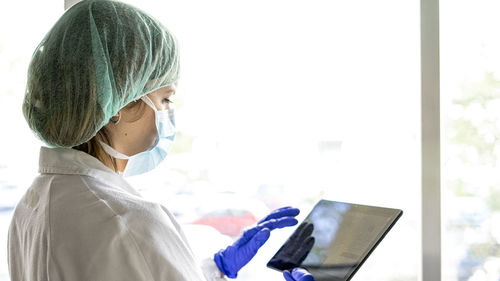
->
0, 1, 62, 280
441, 0, 500, 280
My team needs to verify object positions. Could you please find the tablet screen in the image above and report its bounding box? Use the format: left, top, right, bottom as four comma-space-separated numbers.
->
267, 200, 402, 281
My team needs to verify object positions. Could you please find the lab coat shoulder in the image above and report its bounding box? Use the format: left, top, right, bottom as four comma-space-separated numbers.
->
48, 173, 207, 281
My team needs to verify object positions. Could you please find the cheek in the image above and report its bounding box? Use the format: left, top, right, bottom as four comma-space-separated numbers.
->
144, 112, 158, 146
129, 110, 157, 151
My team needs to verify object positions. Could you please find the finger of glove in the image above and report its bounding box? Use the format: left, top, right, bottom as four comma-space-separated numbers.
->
259, 207, 300, 223
240, 228, 271, 260
293, 236, 315, 263
259, 217, 298, 231
238, 217, 297, 249
233, 226, 262, 247
283, 270, 296, 281
237, 216, 297, 246
292, 268, 315, 281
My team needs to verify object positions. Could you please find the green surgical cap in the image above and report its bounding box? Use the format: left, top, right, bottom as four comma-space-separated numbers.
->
23, 0, 180, 148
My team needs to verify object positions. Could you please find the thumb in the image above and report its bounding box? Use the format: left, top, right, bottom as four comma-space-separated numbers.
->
291, 268, 315, 281
283, 270, 295, 281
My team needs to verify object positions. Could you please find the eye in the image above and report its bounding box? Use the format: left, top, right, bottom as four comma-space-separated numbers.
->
162, 98, 173, 104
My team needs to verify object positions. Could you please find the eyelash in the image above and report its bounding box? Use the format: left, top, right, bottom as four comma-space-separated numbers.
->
162, 98, 173, 104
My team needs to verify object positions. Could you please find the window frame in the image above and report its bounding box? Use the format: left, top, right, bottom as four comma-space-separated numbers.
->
421, 0, 441, 280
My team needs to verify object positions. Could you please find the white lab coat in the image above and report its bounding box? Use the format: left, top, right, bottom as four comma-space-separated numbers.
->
7, 146, 227, 281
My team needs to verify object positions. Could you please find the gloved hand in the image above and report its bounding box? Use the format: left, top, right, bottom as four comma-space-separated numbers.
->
268, 222, 315, 271
283, 268, 316, 281
213, 206, 300, 278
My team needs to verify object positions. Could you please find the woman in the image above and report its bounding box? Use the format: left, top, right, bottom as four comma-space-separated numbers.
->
7, 0, 315, 280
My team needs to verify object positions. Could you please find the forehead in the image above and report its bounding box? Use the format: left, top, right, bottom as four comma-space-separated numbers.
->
148, 84, 176, 97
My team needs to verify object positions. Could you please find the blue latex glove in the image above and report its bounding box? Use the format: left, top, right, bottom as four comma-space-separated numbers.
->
283, 268, 316, 281
213, 206, 300, 278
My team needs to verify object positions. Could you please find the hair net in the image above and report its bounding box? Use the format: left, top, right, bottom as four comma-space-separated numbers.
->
23, 0, 180, 148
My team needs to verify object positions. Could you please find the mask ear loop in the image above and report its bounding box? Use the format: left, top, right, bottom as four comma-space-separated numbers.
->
110, 95, 154, 125
99, 140, 131, 159
141, 95, 158, 111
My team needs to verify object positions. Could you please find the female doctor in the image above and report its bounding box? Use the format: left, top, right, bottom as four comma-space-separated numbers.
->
7, 0, 315, 280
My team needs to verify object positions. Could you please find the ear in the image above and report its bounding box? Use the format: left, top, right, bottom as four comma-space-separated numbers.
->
109, 112, 121, 125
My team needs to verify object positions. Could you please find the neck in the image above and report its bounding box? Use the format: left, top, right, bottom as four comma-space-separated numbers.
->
115, 158, 128, 173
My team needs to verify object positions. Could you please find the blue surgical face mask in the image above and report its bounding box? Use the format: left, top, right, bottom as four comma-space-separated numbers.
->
100, 95, 176, 177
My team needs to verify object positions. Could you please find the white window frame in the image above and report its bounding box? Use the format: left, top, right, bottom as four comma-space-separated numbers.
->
421, 0, 441, 280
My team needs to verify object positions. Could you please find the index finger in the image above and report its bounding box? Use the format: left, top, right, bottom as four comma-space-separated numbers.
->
260, 207, 300, 222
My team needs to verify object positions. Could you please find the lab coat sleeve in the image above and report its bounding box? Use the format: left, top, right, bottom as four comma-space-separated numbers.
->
171, 226, 229, 281
159, 204, 228, 281
199, 256, 228, 281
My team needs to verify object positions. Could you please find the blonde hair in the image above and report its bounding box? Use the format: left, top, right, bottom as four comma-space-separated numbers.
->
73, 99, 147, 172
73, 128, 117, 171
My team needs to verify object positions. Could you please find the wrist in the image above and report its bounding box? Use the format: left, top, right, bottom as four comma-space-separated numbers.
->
213, 251, 237, 279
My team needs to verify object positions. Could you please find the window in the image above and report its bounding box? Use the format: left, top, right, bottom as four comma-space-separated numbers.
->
3, 1, 495, 281
441, 0, 500, 280
124, 1, 420, 280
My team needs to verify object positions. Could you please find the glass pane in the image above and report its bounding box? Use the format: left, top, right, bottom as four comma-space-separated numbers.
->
123, 1, 420, 280
0, 1, 420, 281
441, 0, 500, 280
0, 2, 62, 281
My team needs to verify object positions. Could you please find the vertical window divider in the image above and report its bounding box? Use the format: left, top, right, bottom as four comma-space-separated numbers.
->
421, 0, 441, 280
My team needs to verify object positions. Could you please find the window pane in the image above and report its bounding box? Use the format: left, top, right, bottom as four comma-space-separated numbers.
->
0, 2, 63, 281
124, 1, 420, 280
0, 1, 420, 281
441, 0, 500, 280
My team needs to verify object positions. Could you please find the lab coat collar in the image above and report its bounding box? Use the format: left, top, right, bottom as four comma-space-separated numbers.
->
38, 146, 142, 196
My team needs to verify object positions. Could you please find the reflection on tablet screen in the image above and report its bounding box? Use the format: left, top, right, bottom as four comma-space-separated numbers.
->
267, 200, 402, 281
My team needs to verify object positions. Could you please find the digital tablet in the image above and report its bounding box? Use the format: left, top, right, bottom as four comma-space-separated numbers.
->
267, 199, 403, 281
